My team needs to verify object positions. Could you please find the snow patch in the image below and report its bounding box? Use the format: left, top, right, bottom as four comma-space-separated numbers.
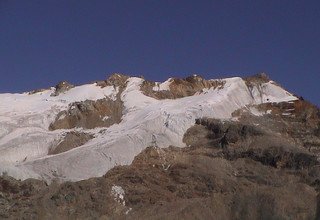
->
266, 110, 272, 114
248, 81, 297, 104
111, 185, 126, 206
152, 78, 172, 91
102, 116, 109, 121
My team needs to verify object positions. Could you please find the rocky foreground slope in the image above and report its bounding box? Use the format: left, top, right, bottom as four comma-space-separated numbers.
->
0, 73, 320, 219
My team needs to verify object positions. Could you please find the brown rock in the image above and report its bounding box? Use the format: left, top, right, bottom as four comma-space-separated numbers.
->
49, 97, 123, 130
51, 81, 75, 96
141, 75, 225, 100
48, 131, 94, 155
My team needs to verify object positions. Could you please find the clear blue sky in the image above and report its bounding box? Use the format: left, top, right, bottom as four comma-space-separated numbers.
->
0, 0, 319, 106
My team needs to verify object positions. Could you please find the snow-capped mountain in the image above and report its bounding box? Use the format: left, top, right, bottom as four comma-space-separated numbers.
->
2, 73, 320, 219
0, 73, 298, 182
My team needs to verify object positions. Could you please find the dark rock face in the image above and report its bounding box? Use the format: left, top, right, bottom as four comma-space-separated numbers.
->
185, 117, 318, 169
234, 99, 320, 154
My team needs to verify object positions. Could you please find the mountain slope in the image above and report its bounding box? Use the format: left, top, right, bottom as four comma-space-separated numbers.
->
1, 73, 320, 219
1, 107, 320, 219
0, 73, 299, 182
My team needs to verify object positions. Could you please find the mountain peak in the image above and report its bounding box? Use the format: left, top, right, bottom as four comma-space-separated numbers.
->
1, 72, 320, 218
0, 73, 305, 183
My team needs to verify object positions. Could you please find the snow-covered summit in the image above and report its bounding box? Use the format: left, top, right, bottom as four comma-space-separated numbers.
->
0, 74, 298, 182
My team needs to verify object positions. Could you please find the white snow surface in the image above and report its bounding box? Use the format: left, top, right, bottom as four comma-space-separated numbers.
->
248, 107, 264, 116
0, 76, 297, 182
152, 78, 172, 91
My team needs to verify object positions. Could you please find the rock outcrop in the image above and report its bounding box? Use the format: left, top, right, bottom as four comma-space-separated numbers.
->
141, 74, 225, 99
51, 81, 75, 96
49, 74, 129, 130
48, 131, 94, 155
49, 97, 123, 130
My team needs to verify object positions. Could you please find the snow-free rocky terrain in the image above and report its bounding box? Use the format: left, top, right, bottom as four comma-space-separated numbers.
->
1, 73, 320, 219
